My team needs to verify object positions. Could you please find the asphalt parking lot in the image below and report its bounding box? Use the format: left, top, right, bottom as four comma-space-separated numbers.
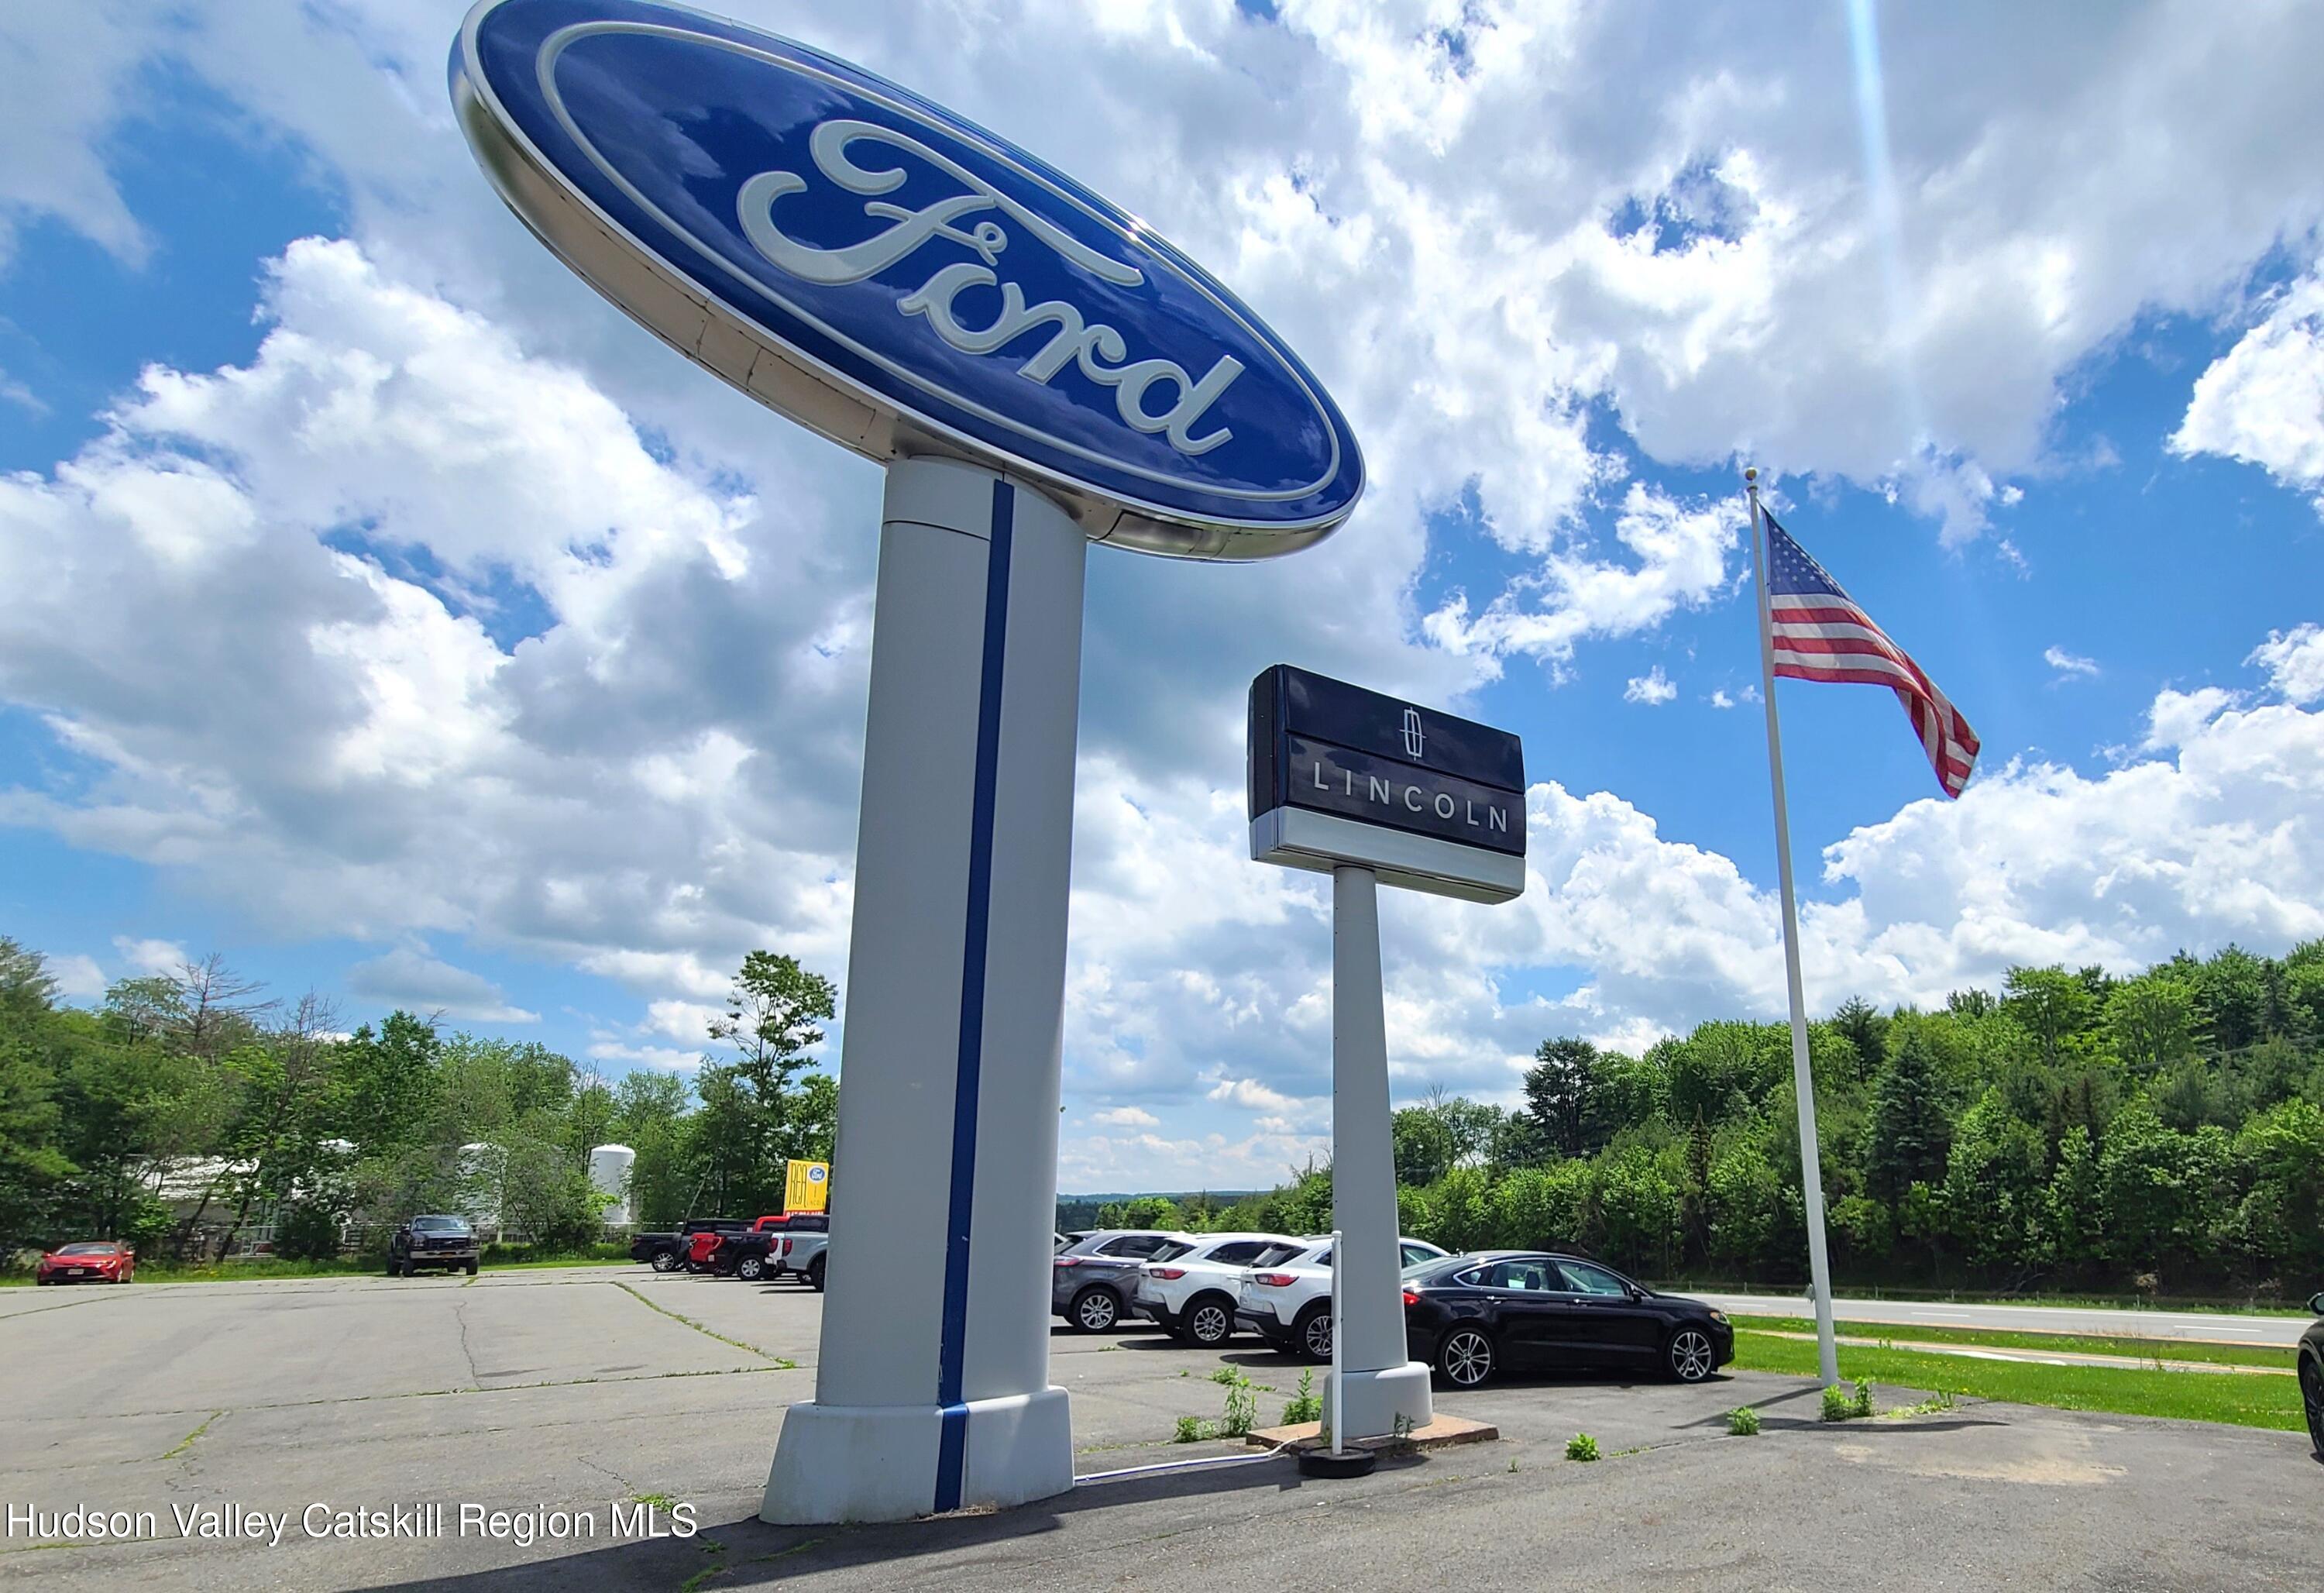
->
2, 1265, 2314, 1591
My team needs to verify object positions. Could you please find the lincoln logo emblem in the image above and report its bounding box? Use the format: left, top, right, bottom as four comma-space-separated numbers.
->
1401, 707, 1425, 761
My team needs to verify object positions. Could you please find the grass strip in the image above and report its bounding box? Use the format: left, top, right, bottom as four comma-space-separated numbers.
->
613, 1282, 796, 1367
1729, 1329, 2305, 1431
1743, 1314, 2292, 1369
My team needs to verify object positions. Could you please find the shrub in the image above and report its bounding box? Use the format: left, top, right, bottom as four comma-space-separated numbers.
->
1565, 1432, 1600, 1462
1725, 1406, 1761, 1436
270, 1203, 345, 1261
1281, 1368, 1322, 1426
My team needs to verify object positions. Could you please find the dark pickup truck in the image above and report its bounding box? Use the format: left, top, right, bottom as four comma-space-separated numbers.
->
630, 1217, 749, 1272
711, 1213, 830, 1282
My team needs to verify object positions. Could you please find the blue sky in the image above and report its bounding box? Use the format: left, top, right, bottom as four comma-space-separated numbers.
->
4, 2, 2323, 1190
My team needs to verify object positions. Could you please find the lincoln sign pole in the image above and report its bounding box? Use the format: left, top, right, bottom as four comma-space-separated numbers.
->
452, 0, 1364, 1523
1249, 666, 1525, 1439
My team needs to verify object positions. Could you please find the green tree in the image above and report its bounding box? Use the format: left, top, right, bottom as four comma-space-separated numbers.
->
2003, 966, 2097, 1068
1830, 997, 1889, 1077
1705, 1144, 1782, 1273
1521, 1037, 1599, 1158
337, 1013, 444, 1154
1867, 1026, 1951, 1206
1391, 1106, 1456, 1187
698, 951, 838, 1213
2190, 945, 2272, 1054
2040, 1125, 2103, 1276
0, 941, 75, 1240
1941, 1089, 2047, 1272
2105, 972, 2199, 1075
2227, 1098, 2324, 1280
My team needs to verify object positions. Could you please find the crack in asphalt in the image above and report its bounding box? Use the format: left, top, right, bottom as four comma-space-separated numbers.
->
157, 1409, 225, 1462
452, 1299, 484, 1388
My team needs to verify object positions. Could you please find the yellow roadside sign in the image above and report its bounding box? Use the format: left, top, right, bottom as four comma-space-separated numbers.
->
784, 1159, 830, 1213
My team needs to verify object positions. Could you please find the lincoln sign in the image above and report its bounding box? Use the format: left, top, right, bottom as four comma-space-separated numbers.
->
1248, 665, 1526, 903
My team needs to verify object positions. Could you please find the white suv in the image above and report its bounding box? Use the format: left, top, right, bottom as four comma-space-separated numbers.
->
1232, 1234, 1449, 1361
1129, 1233, 1294, 1347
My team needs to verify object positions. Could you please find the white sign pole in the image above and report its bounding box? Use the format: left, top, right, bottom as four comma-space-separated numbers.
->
765, 458, 1085, 1523
1745, 468, 1841, 1388
1328, 865, 1433, 1439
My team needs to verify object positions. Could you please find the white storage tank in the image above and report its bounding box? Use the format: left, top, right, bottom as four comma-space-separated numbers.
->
588, 1144, 636, 1227
458, 1141, 503, 1239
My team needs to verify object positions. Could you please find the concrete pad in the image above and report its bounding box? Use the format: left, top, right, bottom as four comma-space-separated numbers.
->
1246, 1412, 1499, 1453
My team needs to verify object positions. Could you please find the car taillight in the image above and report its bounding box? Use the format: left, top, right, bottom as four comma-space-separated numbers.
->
780, 1239, 793, 1255
1254, 1273, 1294, 1287
1150, 1268, 1185, 1280
1401, 1290, 1419, 1306
1054, 1256, 1081, 1267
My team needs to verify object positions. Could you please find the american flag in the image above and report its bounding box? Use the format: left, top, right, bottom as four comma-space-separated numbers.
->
1762, 511, 1980, 798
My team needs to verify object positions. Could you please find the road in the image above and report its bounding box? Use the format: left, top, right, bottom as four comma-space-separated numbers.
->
1698, 1289, 2313, 1347
3, 1265, 2315, 1591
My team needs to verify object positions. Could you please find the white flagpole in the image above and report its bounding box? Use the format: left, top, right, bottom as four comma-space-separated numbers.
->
1745, 466, 1841, 1388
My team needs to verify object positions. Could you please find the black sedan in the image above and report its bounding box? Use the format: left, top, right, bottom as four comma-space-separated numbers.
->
2301, 1290, 2323, 1461
1402, 1251, 1733, 1389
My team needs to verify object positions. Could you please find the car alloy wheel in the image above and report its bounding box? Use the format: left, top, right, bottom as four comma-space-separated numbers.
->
737, 1257, 764, 1282
650, 1251, 679, 1273
1185, 1300, 1232, 1348
1072, 1287, 1120, 1333
1297, 1306, 1333, 1364
805, 1258, 825, 1292
1439, 1328, 1495, 1388
1668, 1327, 1716, 1383
2302, 1360, 2324, 1461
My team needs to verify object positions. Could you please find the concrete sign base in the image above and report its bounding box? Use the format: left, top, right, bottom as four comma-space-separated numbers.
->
763, 458, 1085, 1525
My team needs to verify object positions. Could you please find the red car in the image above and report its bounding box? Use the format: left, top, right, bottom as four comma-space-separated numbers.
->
36, 1242, 136, 1285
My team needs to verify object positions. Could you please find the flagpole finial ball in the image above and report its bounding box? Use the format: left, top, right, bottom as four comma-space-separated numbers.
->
1744, 466, 1758, 483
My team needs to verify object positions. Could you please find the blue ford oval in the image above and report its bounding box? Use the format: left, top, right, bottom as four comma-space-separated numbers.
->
452, 0, 1363, 559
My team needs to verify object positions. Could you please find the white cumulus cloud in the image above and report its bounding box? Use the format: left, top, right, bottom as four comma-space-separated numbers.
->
1624, 666, 1679, 705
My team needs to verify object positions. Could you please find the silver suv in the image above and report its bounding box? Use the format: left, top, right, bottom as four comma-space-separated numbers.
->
1050, 1230, 1188, 1333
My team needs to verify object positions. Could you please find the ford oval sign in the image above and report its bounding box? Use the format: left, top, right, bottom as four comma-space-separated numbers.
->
452, 0, 1363, 559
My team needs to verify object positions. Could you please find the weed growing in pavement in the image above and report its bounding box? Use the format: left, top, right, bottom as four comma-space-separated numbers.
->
1820, 1385, 1855, 1422
1173, 1416, 1207, 1443
1507, 1458, 1521, 1473
1391, 1413, 1415, 1440
1217, 1369, 1257, 1438
1851, 1378, 1875, 1418
1565, 1432, 1600, 1462
1281, 1368, 1322, 1426
1726, 1407, 1761, 1436
1884, 1390, 1957, 1419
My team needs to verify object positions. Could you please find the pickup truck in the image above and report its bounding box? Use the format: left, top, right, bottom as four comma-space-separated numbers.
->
716, 1213, 830, 1282
775, 1227, 827, 1292
629, 1217, 749, 1272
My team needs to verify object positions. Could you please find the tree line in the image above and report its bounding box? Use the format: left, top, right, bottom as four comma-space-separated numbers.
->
1098, 944, 2324, 1299
0, 938, 838, 1262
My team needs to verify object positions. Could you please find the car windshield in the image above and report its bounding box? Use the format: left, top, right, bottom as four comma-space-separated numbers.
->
412, 1216, 470, 1233
56, 1243, 117, 1255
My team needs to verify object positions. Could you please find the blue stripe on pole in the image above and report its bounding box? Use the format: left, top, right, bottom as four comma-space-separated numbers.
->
933, 477, 1015, 1514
